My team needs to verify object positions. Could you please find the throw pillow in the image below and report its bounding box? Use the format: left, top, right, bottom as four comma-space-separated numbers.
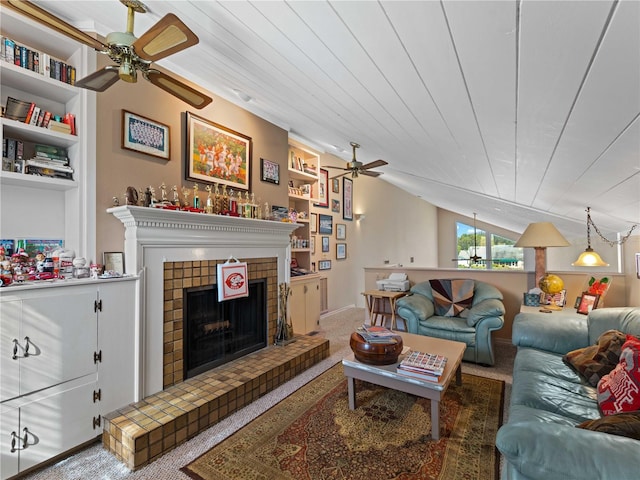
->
577, 411, 640, 440
563, 329, 626, 387
597, 335, 640, 415
429, 279, 474, 317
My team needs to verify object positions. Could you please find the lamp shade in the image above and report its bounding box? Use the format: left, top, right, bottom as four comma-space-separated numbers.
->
514, 222, 570, 248
572, 248, 609, 267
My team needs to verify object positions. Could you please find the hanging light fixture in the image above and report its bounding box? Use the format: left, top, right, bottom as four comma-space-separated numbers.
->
572, 207, 638, 267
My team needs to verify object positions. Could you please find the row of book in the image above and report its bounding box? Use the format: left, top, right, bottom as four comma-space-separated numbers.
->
1, 36, 76, 85
396, 351, 447, 382
4, 96, 76, 135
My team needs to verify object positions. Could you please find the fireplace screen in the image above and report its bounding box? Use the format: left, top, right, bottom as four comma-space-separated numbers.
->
184, 279, 267, 378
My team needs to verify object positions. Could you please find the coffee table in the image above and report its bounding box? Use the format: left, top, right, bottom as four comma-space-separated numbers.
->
342, 332, 466, 440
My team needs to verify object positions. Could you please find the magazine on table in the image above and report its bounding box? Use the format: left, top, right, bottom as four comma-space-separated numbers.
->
395, 366, 440, 382
398, 351, 447, 375
356, 324, 398, 343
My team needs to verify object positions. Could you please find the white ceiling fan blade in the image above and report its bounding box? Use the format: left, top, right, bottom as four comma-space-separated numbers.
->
145, 70, 212, 109
75, 66, 120, 92
133, 13, 199, 62
4, 0, 107, 51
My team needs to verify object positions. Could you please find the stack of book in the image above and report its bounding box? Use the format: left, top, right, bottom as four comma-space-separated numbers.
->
1, 36, 76, 84
25, 144, 73, 180
356, 324, 399, 344
396, 351, 447, 382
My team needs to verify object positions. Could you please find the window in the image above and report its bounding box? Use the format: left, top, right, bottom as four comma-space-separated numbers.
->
456, 222, 523, 270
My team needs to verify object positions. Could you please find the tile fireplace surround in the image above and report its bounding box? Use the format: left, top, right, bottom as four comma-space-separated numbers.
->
106, 206, 329, 469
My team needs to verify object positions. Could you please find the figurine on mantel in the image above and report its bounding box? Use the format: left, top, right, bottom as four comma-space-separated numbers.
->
172, 185, 180, 206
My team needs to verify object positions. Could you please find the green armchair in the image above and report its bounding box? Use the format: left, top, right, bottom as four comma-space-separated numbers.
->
396, 279, 505, 365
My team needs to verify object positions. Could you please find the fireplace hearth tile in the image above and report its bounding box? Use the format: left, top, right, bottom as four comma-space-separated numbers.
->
103, 334, 329, 470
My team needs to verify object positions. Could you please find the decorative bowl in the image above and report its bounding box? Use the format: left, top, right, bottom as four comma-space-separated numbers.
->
350, 331, 404, 365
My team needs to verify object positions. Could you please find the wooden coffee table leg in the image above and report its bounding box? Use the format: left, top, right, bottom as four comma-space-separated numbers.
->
431, 398, 440, 440
347, 376, 357, 409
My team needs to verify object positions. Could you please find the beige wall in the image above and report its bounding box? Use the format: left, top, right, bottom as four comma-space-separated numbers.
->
95, 58, 289, 257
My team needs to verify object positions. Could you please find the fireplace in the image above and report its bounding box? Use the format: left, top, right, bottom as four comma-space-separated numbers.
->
184, 279, 267, 378
108, 205, 298, 398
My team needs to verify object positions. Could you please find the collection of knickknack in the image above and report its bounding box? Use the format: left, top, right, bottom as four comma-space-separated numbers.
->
113, 181, 305, 222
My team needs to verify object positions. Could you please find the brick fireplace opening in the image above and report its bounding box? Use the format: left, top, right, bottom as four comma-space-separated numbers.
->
163, 257, 278, 389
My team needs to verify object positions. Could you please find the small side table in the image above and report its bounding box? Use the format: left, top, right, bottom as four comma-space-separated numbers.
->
362, 290, 408, 330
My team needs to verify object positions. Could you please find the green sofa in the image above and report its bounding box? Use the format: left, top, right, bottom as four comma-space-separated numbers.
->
497, 307, 640, 480
395, 279, 505, 365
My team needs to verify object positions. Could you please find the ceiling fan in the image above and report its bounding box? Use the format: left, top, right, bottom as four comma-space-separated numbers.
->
327, 142, 388, 179
4, 0, 213, 109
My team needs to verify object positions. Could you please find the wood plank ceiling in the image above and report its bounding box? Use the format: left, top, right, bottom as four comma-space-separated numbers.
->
37, 0, 640, 239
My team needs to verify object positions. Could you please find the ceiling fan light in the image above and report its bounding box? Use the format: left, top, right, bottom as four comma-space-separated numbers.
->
118, 60, 137, 83
572, 248, 609, 267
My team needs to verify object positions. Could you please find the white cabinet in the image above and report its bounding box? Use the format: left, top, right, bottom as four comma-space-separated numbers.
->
0, 6, 96, 262
0, 278, 137, 479
290, 275, 321, 335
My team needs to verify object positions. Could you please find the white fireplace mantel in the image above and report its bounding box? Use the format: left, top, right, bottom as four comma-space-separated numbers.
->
108, 205, 299, 397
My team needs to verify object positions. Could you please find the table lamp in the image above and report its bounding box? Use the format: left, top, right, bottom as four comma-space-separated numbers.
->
514, 222, 570, 284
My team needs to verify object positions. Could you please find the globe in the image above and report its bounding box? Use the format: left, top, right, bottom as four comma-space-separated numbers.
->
538, 274, 564, 295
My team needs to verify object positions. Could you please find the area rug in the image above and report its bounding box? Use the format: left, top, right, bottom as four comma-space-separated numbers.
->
182, 363, 504, 480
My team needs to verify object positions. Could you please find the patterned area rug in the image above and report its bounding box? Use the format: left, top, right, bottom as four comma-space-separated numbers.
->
182, 363, 504, 480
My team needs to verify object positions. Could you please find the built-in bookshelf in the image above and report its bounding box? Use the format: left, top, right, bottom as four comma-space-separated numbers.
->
0, 6, 96, 266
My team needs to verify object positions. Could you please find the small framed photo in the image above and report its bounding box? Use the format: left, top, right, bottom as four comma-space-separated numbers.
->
336, 243, 347, 260
310, 236, 316, 254
577, 292, 600, 315
314, 168, 329, 207
260, 158, 279, 184
318, 260, 332, 271
310, 213, 317, 233
321, 236, 330, 252
336, 223, 346, 240
122, 110, 170, 159
332, 178, 340, 193
103, 251, 125, 275
331, 199, 340, 213
343, 176, 353, 221
318, 214, 333, 234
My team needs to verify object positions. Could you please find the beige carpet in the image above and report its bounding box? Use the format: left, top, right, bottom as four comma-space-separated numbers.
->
21, 307, 514, 480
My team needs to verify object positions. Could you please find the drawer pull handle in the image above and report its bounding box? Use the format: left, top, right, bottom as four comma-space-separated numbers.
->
12, 339, 18, 360
23, 337, 31, 357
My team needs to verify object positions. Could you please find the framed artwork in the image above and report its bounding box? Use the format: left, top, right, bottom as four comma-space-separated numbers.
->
260, 158, 279, 184
577, 293, 600, 315
331, 199, 340, 213
16, 239, 63, 257
310, 213, 317, 233
336, 243, 347, 260
122, 110, 170, 159
314, 168, 329, 207
185, 111, 252, 190
343, 177, 353, 220
318, 260, 332, 271
318, 214, 333, 234
321, 236, 330, 252
336, 223, 346, 240
103, 251, 125, 275
310, 236, 316, 254
332, 178, 340, 193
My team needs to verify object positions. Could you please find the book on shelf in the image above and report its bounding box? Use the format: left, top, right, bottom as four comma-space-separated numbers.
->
48, 120, 72, 134
25, 164, 73, 180
356, 324, 399, 344
35, 144, 68, 162
29, 106, 41, 126
398, 351, 447, 376
26, 158, 73, 173
1, 37, 76, 84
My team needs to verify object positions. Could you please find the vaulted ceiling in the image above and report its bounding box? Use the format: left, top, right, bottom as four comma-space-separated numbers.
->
36, 0, 640, 240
